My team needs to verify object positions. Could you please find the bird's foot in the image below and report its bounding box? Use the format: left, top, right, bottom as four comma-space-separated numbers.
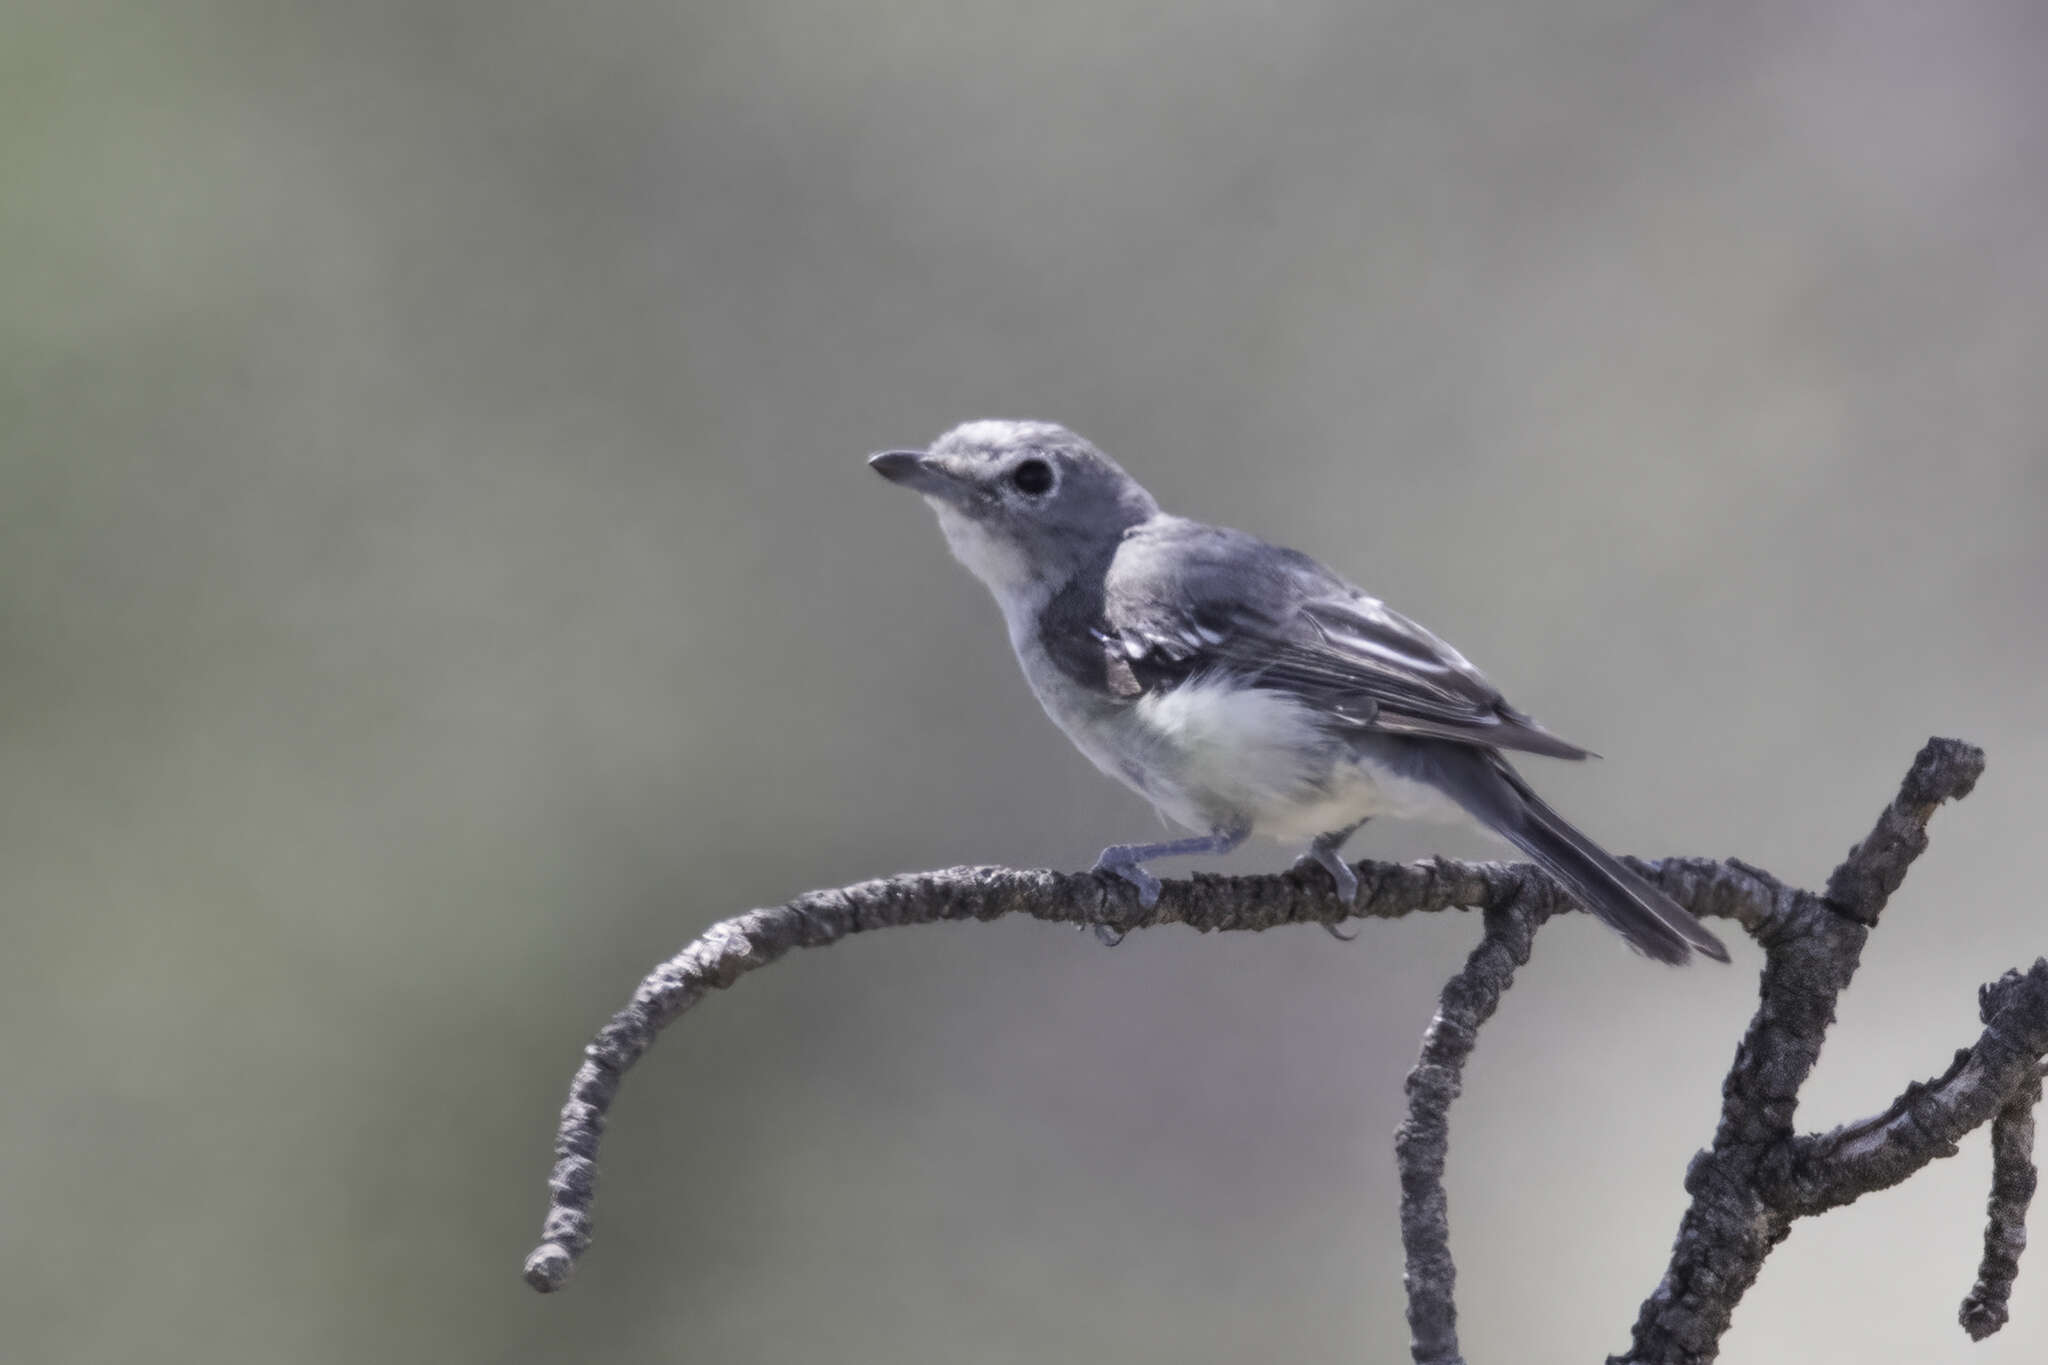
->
1093, 849, 1164, 909
1088, 825, 1249, 945
1087, 856, 1159, 946
1296, 836, 1363, 940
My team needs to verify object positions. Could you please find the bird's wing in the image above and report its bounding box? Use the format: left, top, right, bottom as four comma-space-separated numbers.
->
1095, 520, 1592, 760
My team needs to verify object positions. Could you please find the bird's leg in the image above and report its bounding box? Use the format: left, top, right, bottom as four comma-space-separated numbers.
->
1091, 822, 1250, 941
1297, 820, 1369, 939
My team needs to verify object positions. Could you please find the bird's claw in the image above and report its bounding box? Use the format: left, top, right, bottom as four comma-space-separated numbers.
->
1295, 843, 1363, 940
1093, 856, 1163, 907
1116, 864, 1164, 908
1088, 855, 1162, 946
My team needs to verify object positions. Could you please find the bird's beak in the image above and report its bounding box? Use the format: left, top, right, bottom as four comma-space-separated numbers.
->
867, 449, 958, 498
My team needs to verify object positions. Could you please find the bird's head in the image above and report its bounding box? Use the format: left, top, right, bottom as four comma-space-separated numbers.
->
869, 420, 1158, 598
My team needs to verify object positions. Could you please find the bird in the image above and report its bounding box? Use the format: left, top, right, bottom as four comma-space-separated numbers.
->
868, 420, 1727, 965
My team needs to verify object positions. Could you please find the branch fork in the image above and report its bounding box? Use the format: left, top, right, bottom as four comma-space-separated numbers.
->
522, 739, 2044, 1365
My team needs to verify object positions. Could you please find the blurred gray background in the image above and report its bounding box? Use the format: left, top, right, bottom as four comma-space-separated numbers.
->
4, 2, 2045, 1361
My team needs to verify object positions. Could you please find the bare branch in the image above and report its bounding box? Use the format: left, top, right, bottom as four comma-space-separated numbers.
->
521, 853, 1777, 1292
1961, 1050, 2042, 1341
521, 856, 1551, 1290
521, 735, 2045, 1365
1776, 962, 2048, 1216
1824, 735, 1986, 924
1397, 877, 1555, 1365
1614, 738, 1996, 1365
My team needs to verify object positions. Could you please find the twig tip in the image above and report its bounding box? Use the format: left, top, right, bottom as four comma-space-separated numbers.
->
1907, 737, 1986, 806
524, 1243, 576, 1293
1959, 1295, 2008, 1341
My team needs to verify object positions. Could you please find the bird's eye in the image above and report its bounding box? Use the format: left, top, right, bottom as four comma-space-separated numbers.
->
1010, 459, 1054, 495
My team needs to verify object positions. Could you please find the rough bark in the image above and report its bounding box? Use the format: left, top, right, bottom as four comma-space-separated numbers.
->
521, 738, 2044, 1365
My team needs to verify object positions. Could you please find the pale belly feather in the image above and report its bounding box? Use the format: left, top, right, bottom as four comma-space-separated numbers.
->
1027, 657, 1468, 844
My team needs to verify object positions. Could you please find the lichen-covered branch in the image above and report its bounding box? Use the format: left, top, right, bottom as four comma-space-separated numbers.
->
1960, 1056, 2042, 1340
1397, 879, 1555, 1365
520, 846, 1775, 1292
521, 854, 1558, 1291
521, 736, 2046, 1365
1610, 738, 2031, 1365
1777, 962, 2048, 1216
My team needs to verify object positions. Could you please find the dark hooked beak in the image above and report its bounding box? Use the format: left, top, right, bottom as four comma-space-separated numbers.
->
867, 449, 958, 498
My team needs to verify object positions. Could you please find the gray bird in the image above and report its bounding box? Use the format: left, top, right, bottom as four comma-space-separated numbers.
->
869, 420, 1728, 965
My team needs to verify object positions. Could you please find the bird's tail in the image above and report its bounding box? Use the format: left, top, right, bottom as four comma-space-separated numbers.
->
1407, 742, 1728, 966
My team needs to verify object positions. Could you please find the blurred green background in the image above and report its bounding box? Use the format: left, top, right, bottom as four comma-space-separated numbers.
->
4, 2, 2045, 1362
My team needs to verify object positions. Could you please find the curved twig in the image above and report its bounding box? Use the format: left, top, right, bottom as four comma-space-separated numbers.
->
521, 857, 1532, 1289
520, 854, 1770, 1291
